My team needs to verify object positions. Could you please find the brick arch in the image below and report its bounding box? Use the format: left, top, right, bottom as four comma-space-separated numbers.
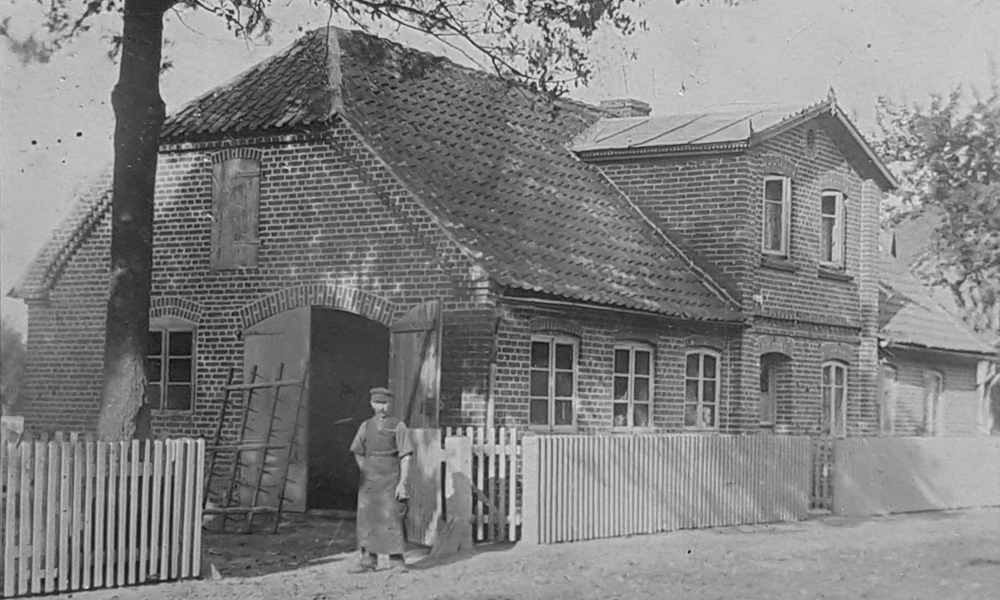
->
817, 171, 856, 194
761, 154, 797, 177
210, 146, 263, 164
238, 284, 398, 330
820, 342, 854, 364
150, 296, 205, 324
758, 334, 797, 359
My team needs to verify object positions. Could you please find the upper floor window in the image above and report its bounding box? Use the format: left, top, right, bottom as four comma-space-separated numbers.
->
529, 336, 577, 431
921, 371, 944, 436
146, 327, 195, 412
820, 361, 848, 437
684, 350, 720, 429
212, 155, 261, 270
613, 344, 653, 430
762, 176, 791, 257
879, 364, 897, 435
820, 191, 845, 268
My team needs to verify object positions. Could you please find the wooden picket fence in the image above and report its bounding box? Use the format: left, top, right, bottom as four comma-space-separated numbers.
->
0, 438, 205, 598
520, 434, 812, 545
444, 427, 521, 543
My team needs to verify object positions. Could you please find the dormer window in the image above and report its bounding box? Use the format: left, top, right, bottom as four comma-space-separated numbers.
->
820, 191, 845, 268
762, 176, 791, 257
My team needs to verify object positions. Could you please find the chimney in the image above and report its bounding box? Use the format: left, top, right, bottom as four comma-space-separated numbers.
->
599, 98, 652, 118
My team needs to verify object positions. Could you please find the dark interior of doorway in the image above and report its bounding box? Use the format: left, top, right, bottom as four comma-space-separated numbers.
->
307, 307, 389, 510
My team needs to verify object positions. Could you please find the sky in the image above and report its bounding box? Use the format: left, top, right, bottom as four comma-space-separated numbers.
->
2, 0, 999, 336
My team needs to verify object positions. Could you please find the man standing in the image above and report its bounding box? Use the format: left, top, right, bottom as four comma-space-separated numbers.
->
350, 387, 413, 571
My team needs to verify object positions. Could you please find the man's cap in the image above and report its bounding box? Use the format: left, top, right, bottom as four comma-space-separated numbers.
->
369, 387, 394, 403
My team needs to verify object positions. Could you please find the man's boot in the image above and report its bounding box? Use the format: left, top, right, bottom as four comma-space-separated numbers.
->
359, 551, 377, 572
388, 554, 406, 570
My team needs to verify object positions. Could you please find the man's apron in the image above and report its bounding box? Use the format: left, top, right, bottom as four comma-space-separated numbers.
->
356, 418, 407, 554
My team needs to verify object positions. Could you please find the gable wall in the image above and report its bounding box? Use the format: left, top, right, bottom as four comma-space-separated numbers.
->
20, 119, 496, 438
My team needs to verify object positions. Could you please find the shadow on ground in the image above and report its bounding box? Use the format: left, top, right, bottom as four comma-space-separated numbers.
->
201, 513, 516, 578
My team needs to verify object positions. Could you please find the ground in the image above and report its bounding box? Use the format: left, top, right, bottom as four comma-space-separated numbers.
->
57, 508, 999, 600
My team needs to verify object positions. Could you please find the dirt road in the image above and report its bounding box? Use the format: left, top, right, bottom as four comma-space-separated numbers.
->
60, 508, 999, 600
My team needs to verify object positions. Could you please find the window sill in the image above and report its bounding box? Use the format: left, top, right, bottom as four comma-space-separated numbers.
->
760, 256, 798, 273
527, 425, 577, 434
152, 410, 196, 419
612, 427, 655, 434
683, 427, 719, 434
818, 267, 853, 282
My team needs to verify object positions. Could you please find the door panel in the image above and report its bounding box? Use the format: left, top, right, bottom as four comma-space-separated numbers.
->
389, 301, 443, 428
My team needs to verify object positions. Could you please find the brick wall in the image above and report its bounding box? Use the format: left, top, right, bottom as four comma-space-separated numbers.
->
21, 118, 493, 439
886, 348, 983, 437
594, 121, 884, 435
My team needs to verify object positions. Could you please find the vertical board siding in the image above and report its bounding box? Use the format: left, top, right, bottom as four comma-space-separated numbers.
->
0, 438, 204, 598
527, 434, 811, 544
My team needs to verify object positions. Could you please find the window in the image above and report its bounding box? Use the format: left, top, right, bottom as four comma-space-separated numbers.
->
212, 155, 261, 269
762, 176, 791, 256
684, 350, 720, 429
922, 371, 943, 436
529, 336, 576, 430
146, 328, 195, 411
820, 362, 847, 437
613, 345, 653, 430
759, 354, 784, 427
879, 364, 897, 435
820, 191, 845, 267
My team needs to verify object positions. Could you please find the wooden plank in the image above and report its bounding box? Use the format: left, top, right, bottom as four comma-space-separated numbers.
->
171, 441, 184, 579
117, 441, 128, 586
128, 440, 139, 585
487, 428, 497, 541
497, 427, 507, 542
71, 442, 83, 591
139, 440, 151, 584
32, 442, 47, 594
58, 442, 71, 592
149, 441, 164, 581
103, 442, 117, 587
93, 443, 106, 589
83, 443, 95, 590
192, 439, 205, 579
18, 442, 31, 596
159, 442, 173, 581
181, 440, 195, 579
222, 379, 303, 392
4, 443, 19, 598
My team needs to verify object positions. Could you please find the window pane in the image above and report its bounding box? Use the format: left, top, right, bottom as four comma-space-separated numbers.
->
555, 344, 574, 370
555, 372, 573, 398
529, 399, 548, 425
634, 351, 650, 375
146, 383, 162, 408
613, 403, 628, 427
614, 349, 630, 374
168, 358, 192, 383
148, 331, 163, 357
530, 342, 549, 368
701, 405, 715, 427
684, 404, 699, 427
554, 400, 573, 426
835, 366, 844, 386
685, 354, 700, 378
821, 217, 834, 262
685, 380, 700, 403
703, 355, 717, 379
613, 376, 629, 400
764, 200, 783, 250
165, 385, 191, 411
760, 365, 770, 393
703, 381, 716, 406
634, 403, 650, 428
764, 179, 784, 201
530, 371, 549, 397
634, 377, 650, 402
823, 366, 831, 385
821, 195, 838, 216
147, 358, 162, 382
169, 331, 193, 356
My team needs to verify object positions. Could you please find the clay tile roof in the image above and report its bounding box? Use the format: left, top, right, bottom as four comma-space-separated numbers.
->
879, 254, 995, 356
11, 27, 741, 323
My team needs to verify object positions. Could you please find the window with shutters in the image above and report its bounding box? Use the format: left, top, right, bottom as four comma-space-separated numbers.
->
684, 349, 720, 429
529, 335, 577, 431
146, 324, 196, 412
211, 154, 261, 270
612, 344, 654, 431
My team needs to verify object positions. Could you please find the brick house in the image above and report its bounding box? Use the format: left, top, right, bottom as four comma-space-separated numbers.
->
9, 27, 899, 510
877, 254, 999, 437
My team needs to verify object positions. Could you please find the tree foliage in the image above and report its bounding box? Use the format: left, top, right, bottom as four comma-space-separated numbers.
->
1, 320, 26, 414
874, 85, 1000, 339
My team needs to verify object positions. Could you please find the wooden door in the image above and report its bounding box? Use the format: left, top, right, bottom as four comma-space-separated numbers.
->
389, 301, 443, 428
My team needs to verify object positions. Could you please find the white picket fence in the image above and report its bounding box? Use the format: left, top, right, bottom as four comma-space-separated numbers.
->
444, 427, 521, 543
0, 438, 205, 598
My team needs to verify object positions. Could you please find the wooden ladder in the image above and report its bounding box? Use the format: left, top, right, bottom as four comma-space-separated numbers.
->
202, 362, 308, 533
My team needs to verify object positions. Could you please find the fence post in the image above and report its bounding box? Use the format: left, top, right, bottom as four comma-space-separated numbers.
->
520, 435, 539, 545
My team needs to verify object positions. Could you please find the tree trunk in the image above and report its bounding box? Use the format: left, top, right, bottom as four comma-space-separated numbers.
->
97, 0, 173, 441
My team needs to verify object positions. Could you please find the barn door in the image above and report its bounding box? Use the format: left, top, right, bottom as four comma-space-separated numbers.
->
389, 300, 443, 428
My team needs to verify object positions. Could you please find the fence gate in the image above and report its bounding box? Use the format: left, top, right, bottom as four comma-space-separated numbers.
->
404, 429, 472, 548
1, 438, 205, 598
810, 437, 836, 512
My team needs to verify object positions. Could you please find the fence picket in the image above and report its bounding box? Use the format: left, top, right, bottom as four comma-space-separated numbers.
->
171, 441, 184, 579
150, 441, 164, 581
83, 443, 95, 590
71, 442, 83, 592
139, 440, 151, 584
58, 442, 70, 592
4, 443, 19, 598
